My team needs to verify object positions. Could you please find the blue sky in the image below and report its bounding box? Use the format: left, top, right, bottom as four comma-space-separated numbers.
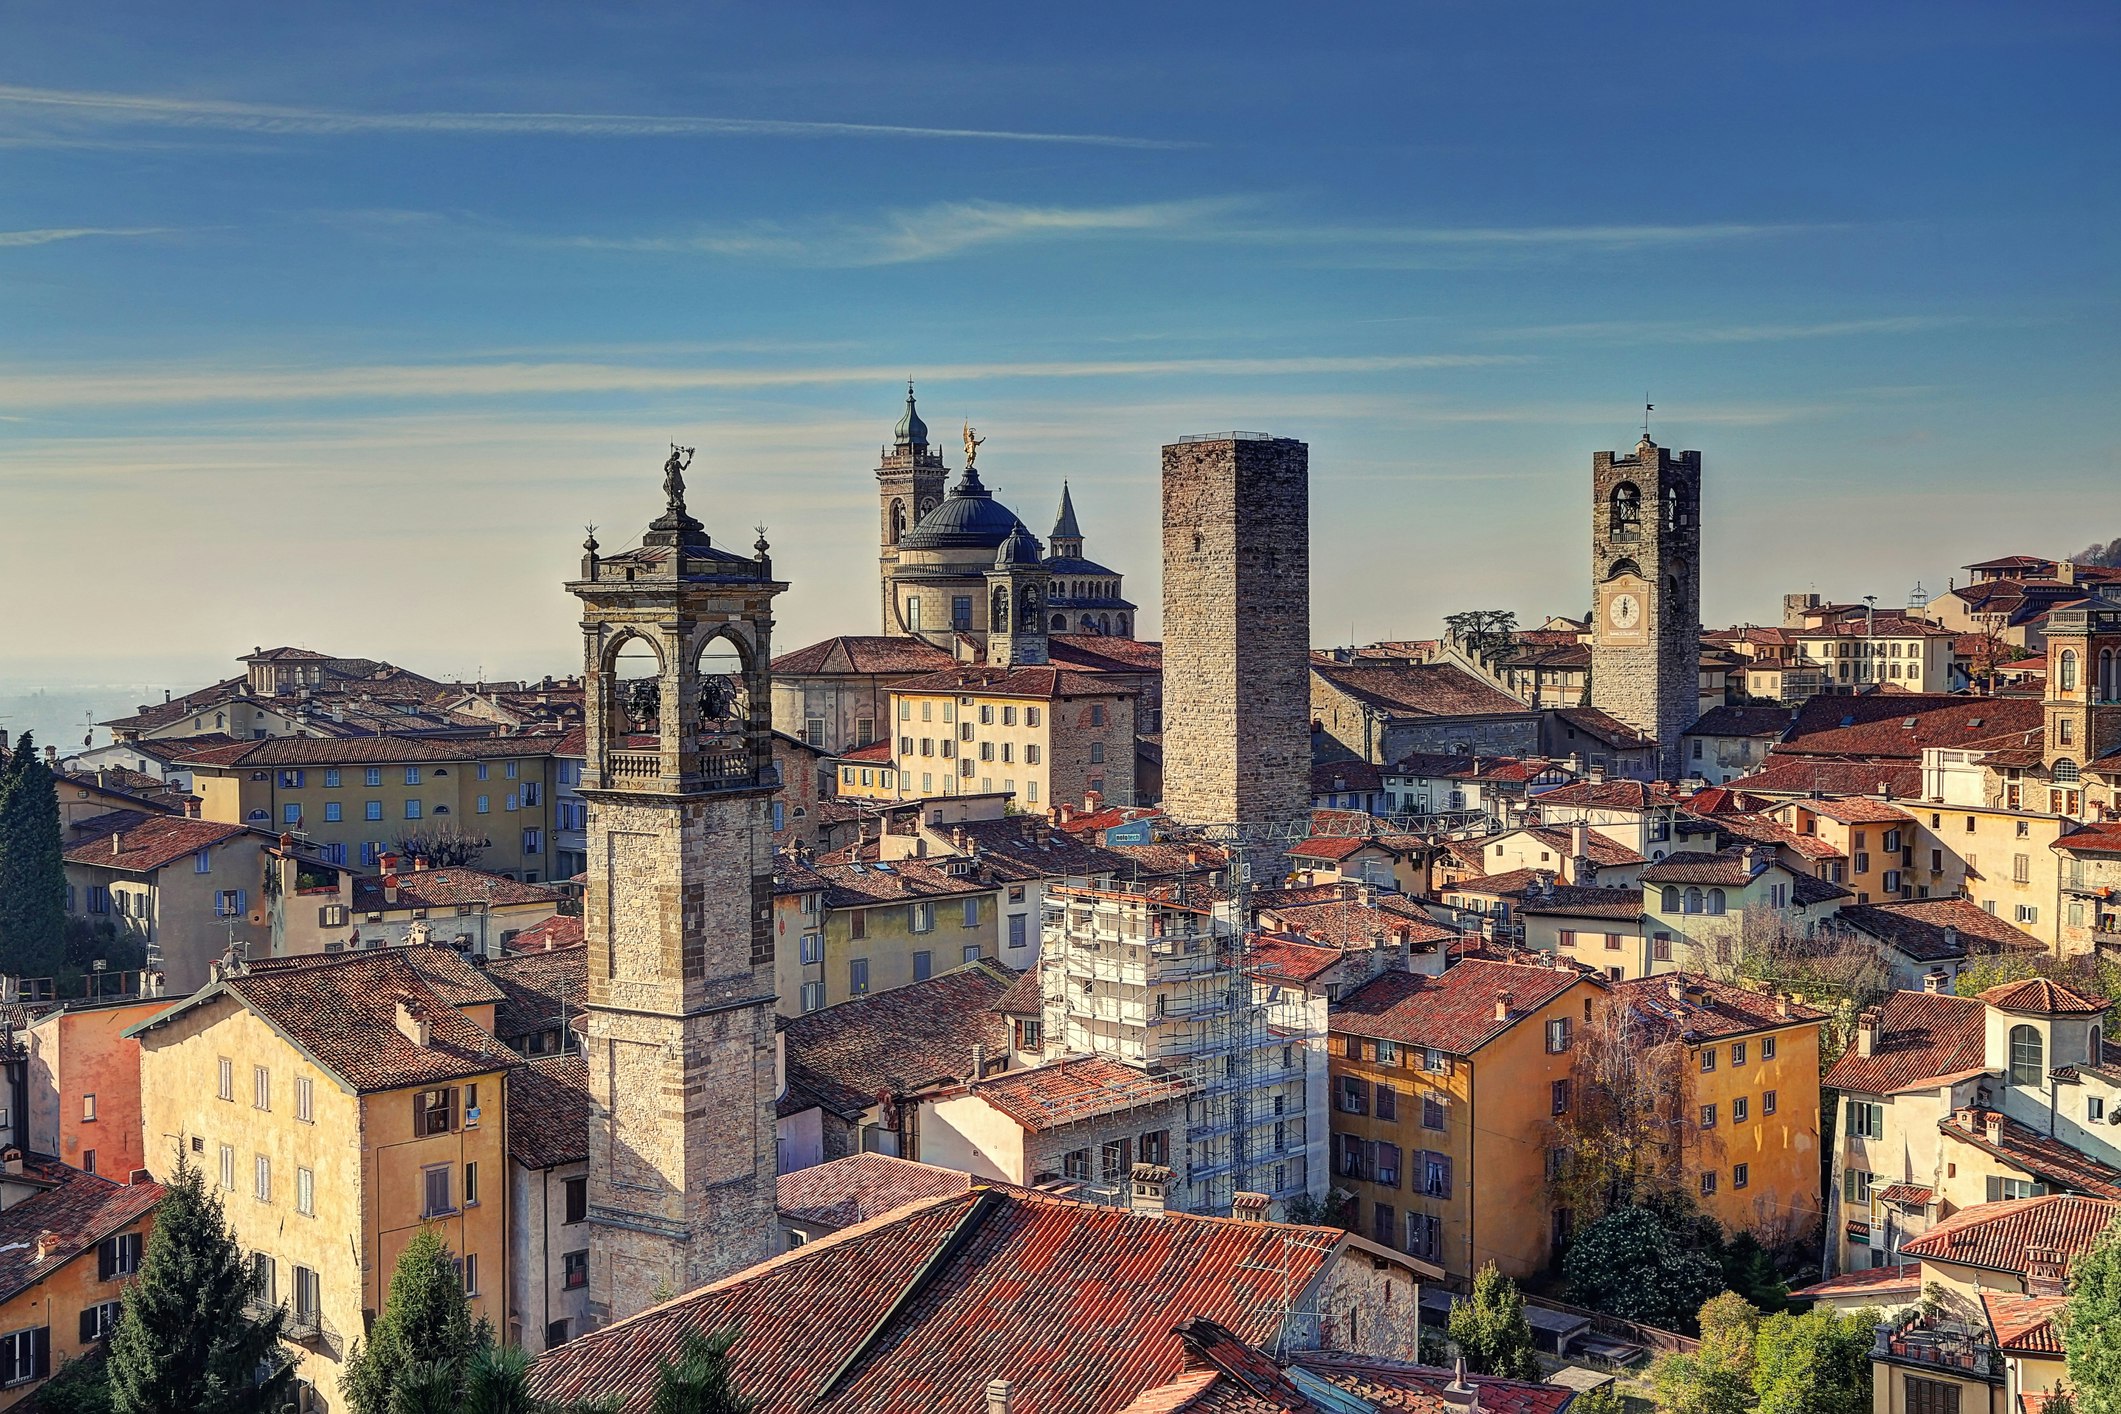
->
3, 2, 2117, 723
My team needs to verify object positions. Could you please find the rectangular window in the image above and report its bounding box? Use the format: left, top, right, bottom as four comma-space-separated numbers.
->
219, 1144, 235, 1191
1905, 1378, 1962, 1414
799, 932, 823, 964
477, 795, 490, 814
1700, 1048, 1717, 1072
1764, 1089, 1778, 1115
849, 958, 869, 996
963, 945, 981, 964
254, 1066, 270, 1111
1732, 1040, 1747, 1066
362, 766, 381, 787
1337, 1075, 1368, 1115
1375, 1084, 1398, 1123
563, 1250, 589, 1290
1701, 1171, 1717, 1196
296, 1076, 314, 1122
913, 950, 933, 982
962, 897, 980, 928
1551, 1078, 1571, 1116
278, 769, 305, 789
1008, 914, 1027, 949
423, 1165, 453, 1218
464, 1162, 479, 1206
850, 909, 867, 940
415, 1086, 456, 1137
366, 800, 384, 821
81, 1093, 96, 1123
522, 828, 543, 853
910, 902, 934, 933
403, 766, 421, 785
564, 1176, 588, 1224
323, 768, 341, 788
461, 1252, 478, 1295
283, 802, 301, 825
294, 1266, 321, 1325
1652, 933, 1672, 961
1423, 1093, 1446, 1130
296, 1166, 314, 1216
96, 1232, 142, 1280
1844, 1168, 1873, 1204
1762, 1036, 1777, 1060
80, 1300, 122, 1343
405, 800, 422, 819
1734, 1097, 1749, 1123
1546, 1018, 1572, 1053
254, 1154, 271, 1203
1700, 1103, 1718, 1129
217, 1057, 234, 1101
1734, 1163, 1749, 1189
323, 801, 342, 822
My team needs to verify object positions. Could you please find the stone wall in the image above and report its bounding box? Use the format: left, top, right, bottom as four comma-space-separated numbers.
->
1161, 437, 1311, 868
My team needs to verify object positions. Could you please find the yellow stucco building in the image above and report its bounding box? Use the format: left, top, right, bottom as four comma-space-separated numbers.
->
1327, 957, 1606, 1281
130, 949, 518, 1412
1609, 974, 1826, 1245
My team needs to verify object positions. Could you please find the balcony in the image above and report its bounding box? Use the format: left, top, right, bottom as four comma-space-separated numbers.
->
606, 750, 662, 781
1874, 1313, 2000, 1381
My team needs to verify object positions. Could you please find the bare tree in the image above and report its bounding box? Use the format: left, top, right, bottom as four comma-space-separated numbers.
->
1717, 907, 1892, 1072
389, 828, 493, 869
1548, 1001, 1707, 1227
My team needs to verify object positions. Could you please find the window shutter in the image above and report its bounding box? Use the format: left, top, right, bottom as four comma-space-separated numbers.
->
79, 1308, 97, 1343
446, 1087, 459, 1132
1986, 1175, 2002, 1202
31, 1327, 49, 1380
1440, 1155, 1454, 1199
97, 1238, 114, 1281
414, 1092, 427, 1136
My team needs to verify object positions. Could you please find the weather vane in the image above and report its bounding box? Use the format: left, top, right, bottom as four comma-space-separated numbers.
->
1642, 394, 1654, 441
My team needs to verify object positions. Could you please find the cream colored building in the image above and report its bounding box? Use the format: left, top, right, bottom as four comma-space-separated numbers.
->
887, 666, 1137, 810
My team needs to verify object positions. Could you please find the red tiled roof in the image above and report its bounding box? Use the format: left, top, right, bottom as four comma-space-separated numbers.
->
1822, 991, 1988, 1095
1312, 663, 1530, 720
1940, 1111, 2121, 1200
1685, 706, 1796, 740
1980, 977, 2109, 1015
62, 815, 252, 874
1517, 886, 1644, 921
1982, 1292, 2066, 1354
0, 1162, 164, 1305
1898, 1194, 2121, 1277
963, 1055, 1193, 1131
1533, 779, 1673, 811
2055, 822, 2121, 857
775, 1154, 978, 1230
1513, 825, 1645, 867
1047, 635, 1163, 673
779, 962, 1015, 1120
1610, 973, 1825, 1042
504, 914, 584, 953
1834, 898, 2046, 963
1312, 760, 1385, 794
352, 867, 563, 912
1547, 705, 1657, 749
1330, 959, 1587, 1055
1253, 895, 1458, 950
1790, 797, 1914, 825
1877, 1184, 1935, 1206
528, 1187, 1348, 1414
507, 1053, 589, 1170
1790, 1263, 1923, 1300
1728, 759, 1924, 800
837, 740, 894, 765
132, 949, 519, 1093
770, 635, 959, 677
1639, 848, 1772, 887
1246, 936, 1348, 985
1776, 695, 2045, 763
1292, 1354, 1577, 1414
482, 943, 587, 1048
892, 665, 1132, 700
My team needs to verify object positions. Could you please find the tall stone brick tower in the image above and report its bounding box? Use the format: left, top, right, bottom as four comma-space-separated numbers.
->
876, 382, 947, 631
2042, 586, 2121, 789
566, 446, 784, 1325
1588, 435, 1701, 778
1160, 435, 1311, 872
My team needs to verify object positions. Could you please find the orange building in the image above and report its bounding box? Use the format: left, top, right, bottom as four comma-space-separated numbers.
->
25, 993, 174, 1184
1608, 974, 1826, 1245
0, 1157, 162, 1409
1329, 957, 1607, 1282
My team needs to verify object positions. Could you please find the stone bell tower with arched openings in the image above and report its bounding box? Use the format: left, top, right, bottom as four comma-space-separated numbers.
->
1589, 435, 1701, 779
566, 445, 785, 1326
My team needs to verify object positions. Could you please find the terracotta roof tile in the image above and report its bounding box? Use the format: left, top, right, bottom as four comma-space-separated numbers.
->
1686, 706, 1797, 739
964, 1055, 1193, 1131
506, 1054, 589, 1170
1330, 959, 1588, 1055
62, 815, 252, 874
503, 914, 584, 953
774, 1154, 977, 1230
1729, 760, 1925, 799
1789, 1263, 1924, 1300
528, 1187, 1346, 1414
891, 665, 1131, 700
1547, 705, 1657, 749
1533, 779, 1673, 811
1246, 937, 1348, 985
1898, 1194, 2120, 1277
1982, 1293, 2066, 1354
1834, 899, 2046, 963
1793, 797, 1914, 825
769, 635, 958, 677
1312, 663, 1530, 720
1776, 695, 2046, 762
1822, 991, 1988, 1095
778, 962, 1016, 1120
2055, 822, 2121, 857
0, 1164, 164, 1305
353, 867, 564, 913
1940, 1111, 2121, 1200
134, 949, 518, 1093
1610, 973, 1825, 1042
1292, 1354, 1576, 1414
1979, 977, 2110, 1015
1255, 895, 1458, 949
1639, 848, 1773, 886
481, 944, 587, 1049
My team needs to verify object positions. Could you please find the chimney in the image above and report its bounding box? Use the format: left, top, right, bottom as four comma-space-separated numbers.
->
1441, 1357, 1481, 1414
1494, 991, 1515, 1022
971, 1042, 986, 1080
111, 832, 124, 856
1856, 1008, 1881, 1058
1, 1148, 21, 1176
1667, 977, 1686, 1004
128, 1168, 152, 1186
1983, 1110, 2004, 1147
183, 797, 201, 819
1741, 845, 1760, 875
395, 1000, 431, 1047
1232, 1192, 1271, 1222
1587, 763, 1606, 784
1085, 789, 1103, 811
1775, 993, 1791, 1018
1571, 822, 1589, 859
412, 856, 430, 872
1923, 969, 1949, 994
985, 1380, 1015, 1414
1129, 1162, 1173, 1217
43, 746, 55, 766
1057, 803, 1075, 824
1941, 926, 1961, 954
2026, 1246, 2068, 1296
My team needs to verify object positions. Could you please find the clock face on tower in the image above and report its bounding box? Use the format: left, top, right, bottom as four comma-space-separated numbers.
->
1608, 593, 1641, 630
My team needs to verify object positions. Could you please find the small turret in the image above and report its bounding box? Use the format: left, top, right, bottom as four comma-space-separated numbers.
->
1049, 481, 1085, 560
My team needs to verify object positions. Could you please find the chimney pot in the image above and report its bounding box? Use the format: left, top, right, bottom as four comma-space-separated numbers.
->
1494, 991, 1515, 1021
1856, 1008, 1880, 1057
1232, 1191, 1270, 1222
1984, 1110, 2004, 1146
985, 1379, 1015, 1414
395, 1000, 431, 1047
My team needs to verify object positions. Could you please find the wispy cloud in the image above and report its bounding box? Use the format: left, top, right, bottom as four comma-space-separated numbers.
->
0, 226, 179, 248
1487, 314, 1971, 344
1225, 221, 1831, 249
0, 83, 1188, 150
0, 351, 1533, 411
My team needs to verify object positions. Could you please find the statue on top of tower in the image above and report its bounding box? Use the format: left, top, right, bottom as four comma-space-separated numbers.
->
963, 421, 984, 469
662, 444, 695, 515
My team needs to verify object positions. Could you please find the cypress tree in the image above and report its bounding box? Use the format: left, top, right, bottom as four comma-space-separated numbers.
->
106, 1149, 292, 1414
0, 733, 68, 978
343, 1226, 484, 1414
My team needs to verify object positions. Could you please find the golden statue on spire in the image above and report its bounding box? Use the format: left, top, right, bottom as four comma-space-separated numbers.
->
962, 420, 984, 469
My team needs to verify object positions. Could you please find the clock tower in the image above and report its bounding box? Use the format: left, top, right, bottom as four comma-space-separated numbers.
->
1589, 435, 1701, 779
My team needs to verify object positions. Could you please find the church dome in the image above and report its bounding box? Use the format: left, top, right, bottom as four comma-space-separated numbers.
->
894, 382, 928, 450
898, 468, 1029, 551
995, 525, 1043, 568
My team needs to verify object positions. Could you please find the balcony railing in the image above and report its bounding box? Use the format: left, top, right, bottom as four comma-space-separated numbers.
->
1875, 1315, 2000, 1380
606, 750, 661, 780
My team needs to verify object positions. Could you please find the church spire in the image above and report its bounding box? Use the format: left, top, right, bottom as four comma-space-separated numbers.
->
1049, 480, 1084, 559
893, 380, 928, 452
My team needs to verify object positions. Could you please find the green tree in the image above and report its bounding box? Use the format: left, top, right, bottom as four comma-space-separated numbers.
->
0, 732, 68, 978
344, 1226, 486, 1414
2062, 1215, 2121, 1414
1564, 1206, 1728, 1333
1648, 1293, 1759, 1414
1573, 1384, 1631, 1414
1447, 1263, 1542, 1381
1751, 1305, 1877, 1414
1719, 1234, 1791, 1314
105, 1149, 292, 1414
649, 1328, 758, 1414
1444, 609, 1519, 665
378, 1342, 614, 1414
34, 1353, 115, 1414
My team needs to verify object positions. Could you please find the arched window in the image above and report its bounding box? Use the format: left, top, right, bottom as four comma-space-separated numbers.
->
1081, 615, 1095, 632
889, 499, 906, 545
2054, 758, 2080, 784
1609, 482, 1641, 536
2009, 1024, 2044, 1086
2059, 650, 2078, 692
1663, 483, 1687, 532
2101, 648, 2117, 702
1098, 613, 1112, 634
1116, 615, 1129, 636
1662, 887, 1680, 912
1707, 888, 1726, 915
1050, 614, 1067, 631
1684, 887, 1704, 915
991, 586, 1009, 634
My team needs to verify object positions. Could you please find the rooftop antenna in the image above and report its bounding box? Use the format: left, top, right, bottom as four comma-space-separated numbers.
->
1642, 395, 1654, 441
